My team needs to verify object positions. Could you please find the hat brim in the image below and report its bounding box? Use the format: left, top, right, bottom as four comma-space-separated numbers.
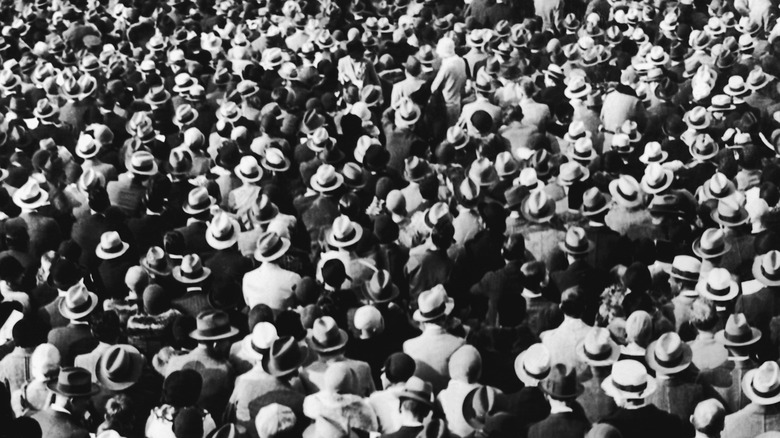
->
608, 180, 643, 208
264, 344, 309, 377
96, 346, 145, 391
639, 151, 669, 164
742, 368, 780, 405
76, 147, 101, 159
307, 328, 349, 353
58, 291, 99, 320
172, 266, 212, 284
13, 190, 50, 209
710, 209, 749, 227
714, 326, 761, 347
601, 374, 657, 399
206, 221, 240, 251
129, 162, 159, 176
696, 280, 739, 302
541, 381, 585, 400
261, 157, 292, 173
645, 342, 693, 375
140, 257, 173, 276
513, 350, 549, 386
398, 390, 433, 407
326, 225, 364, 249
254, 237, 291, 262
47, 380, 100, 397
558, 168, 591, 186
311, 173, 345, 193
190, 325, 239, 341
182, 196, 216, 215
576, 339, 621, 366
753, 262, 780, 287
362, 283, 400, 304
641, 171, 674, 195
520, 197, 556, 223
412, 297, 455, 322
691, 238, 731, 259
235, 168, 263, 183
559, 239, 595, 255
96, 242, 130, 260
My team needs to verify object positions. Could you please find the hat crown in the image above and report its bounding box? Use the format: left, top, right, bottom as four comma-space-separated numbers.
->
56, 367, 92, 393
354, 305, 382, 333
611, 360, 649, 388
251, 322, 278, 350
612, 133, 630, 148
644, 163, 666, 184
311, 127, 329, 144
312, 316, 342, 345
187, 187, 212, 209
643, 141, 662, 157
707, 267, 733, 290
181, 254, 203, 275
65, 283, 91, 309
565, 226, 588, 248
574, 137, 593, 153
582, 187, 606, 209
518, 168, 539, 186
265, 148, 286, 166
417, 285, 449, 314
447, 125, 467, 144
717, 197, 742, 217
672, 255, 701, 275
710, 173, 730, 194
256, 231, 285, 256
762, 251, 780, 274
653, 332, 684, 362
100, 231, 124, 251
753, 361, 780, 394
725, 312, 752, 337
701, 228, 726, 251
104, 346, 134, 380
209, 212, 235, 239
238, 155, 261, 174
17, 179, 43, 201
196, 309, 230, 332
522, 344, 551, 375
584, 327, 613, 356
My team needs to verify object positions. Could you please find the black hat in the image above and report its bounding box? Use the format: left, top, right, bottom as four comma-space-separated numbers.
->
624, 261, 652, 294
48, 259, 83, 290
320, 259, 348, 289
164, 369, 203, 408
374, 214, 400, 244
383, 352, 416, 383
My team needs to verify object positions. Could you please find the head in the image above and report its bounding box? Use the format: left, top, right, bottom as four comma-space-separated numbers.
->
521, 261, 547, 292
691, 298, 719, 333
560, 286, 585, 319
690, 399, 725, 437
625, 310, 653, 348
399, 398, 431, 423
448, 345, 482, 383
90, 310, 121, 344
30, 343, 60, 380
104, 394, 135, 436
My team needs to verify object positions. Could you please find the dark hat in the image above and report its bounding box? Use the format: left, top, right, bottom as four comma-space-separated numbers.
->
276, 310, 306, 341
164, 369, 203, 408
541, 363, 584, 399
383, 352, 416, 383
470, 110, 493, 134
624, 262, 652, 293
320, 259, 348, 289
47, 367, 99, 397
462, 386, 500, 429
173, 407, 204, 438
12, 316, 43, 348
143, 284, 168, 315
373, 214, 399, 244
264, 336, 308, 377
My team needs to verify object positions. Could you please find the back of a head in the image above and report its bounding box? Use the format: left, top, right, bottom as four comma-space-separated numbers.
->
430, 221, 455, 250
690, 298, 718, 332
91, 310, 121, 344
625, 310, 653, 347
173, 406, 204, 438
448, 345, 482, 383
691, 399, 725, 435
31, 343, 60, 380
521, 261, 546, 290
560, 286, 585, 318
623, 262, 651, 294
497, 291, 527, 327
164, 369, 203, 409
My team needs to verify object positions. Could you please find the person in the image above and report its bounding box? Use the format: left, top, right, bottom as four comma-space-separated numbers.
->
145, 370, 217, 438
645, 332, 708, 420
47, 283, 100, 366
576, 327, 620, 423
690, 399, 726, 438
369, 352, 417, 434
528, 364, 590, 438
723, 361, 780, 437
12, 343, 61, 417
30, 367, 99, 438
540, 287, 592, 372
380, 377, 434, 438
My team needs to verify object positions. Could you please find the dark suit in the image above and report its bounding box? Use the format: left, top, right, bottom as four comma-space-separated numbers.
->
528, 412, 590, 438
31, 408, 90, 438
205, 247, 253, 291
525, 294, 560, 337
6, 212, 62, 259
551, 260, 608, 324
174, 221, 212, 259
577, 367, 618, 423
736, 285, 779, 360
505, 386, 551, 430
603, 404, 694, 438
47, 324, 98, 366
39, 296, 69, 330
648, 369, 710, 421
96, 255, 136, 300
171, 288, 215, 318
584, 224, 630, 272
127, 213, 170, 256
470, 260, 523, 326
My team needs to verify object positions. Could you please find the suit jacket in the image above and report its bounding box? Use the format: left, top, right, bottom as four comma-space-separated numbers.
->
47, 324, 98, 366
584, 224, 630, 272
600, 85, 646, 138
70, 212, 111, 269
127, 213, 169, 256
300, 356, 376, 397
470, 260, 523, 326
31, 408, 90, 438
403, 326, 466, 394
688, 332, 728, 371
96, 255, 136, 300
550, 261, 607, 325
540, 317, 592, 373
604, 207, 655, 241
699, 358, 756, 413
404, 246, 454, 305
106, 176, 146, 218
648, 370, 708, 420
603, 405, 693, 438
577, 367, 617, 423
174, 220, 212, 259
723, 403, 780, 438
505, 386, 551, 429
205, 247, 253, 292
6, 212, 62, 259
528, 411, 590, 438
736, 285, 779, 357
524, 293, 560, 337
39, 296, 69, 329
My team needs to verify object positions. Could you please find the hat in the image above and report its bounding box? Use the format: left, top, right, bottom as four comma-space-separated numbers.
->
462, 386, 500, 429
646, 332, 693, 375
609, 175, 643, 208
33, 98, 58, 120
754, 250, 780, 287
327, 216, 363, 248
249, 322, 279, 356
521, 191, 556, 223
640, 163, 674, 194
394, 98, 421, 127
711, 198, 749, 227
689, 135, 719, 161
577, 327, 620, 366
564, 121, 592, 144
362, 269, 400, 303
708, 94, 735, 113
670, 255, 701, 284
232, 155, 263, 183
141, 246, 172, 276
254, 231, 291, 262
13, 179, 49, 209
413, 285, 454, 322
469, 157, 499, 187
95, 231, 130, 260
127, 151, 158, 176
696, 268, 739, 301
743, 361, 780, 405
559, 226, 594, 255
684, 106, 712, 131
59, 283, 99, 320
182, 187, 216, 215
311, 164, 344, 193
514, 344, 551, 385
569, 137, 597, 162
515, 168, 543, 192
190, 310, 239, 341
541, 364, 584, 400
611, 133, 633, 155
264, 336, 308, 377
383, 353, 416, 383
639, 142, 668, 164
143, 284, 168, 315
581, 188, 610, 217
565, 76, 592, 100
172, 254, 212, 284
206, 212, 240, 250
399, 376, 434, 406
715, 313, 762, 346
47, 367, 99, 397
747, 67, 774, 91
724, 75, 750, 98
693, 228, 731, 259
602, 360, 657, 399
558, 162, 589, 186
530, 149, 553, 180
96, 344, 144, 390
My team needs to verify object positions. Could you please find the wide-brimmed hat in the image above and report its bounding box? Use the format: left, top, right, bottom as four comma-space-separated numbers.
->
235, 156, 263, 183
639, 142, 668, 164
413, 285, 454, 322
754, 251, 780, 287
264, 336, 308, 377
141, 246, 173, 276
59, 283, 99, 320
559, 226, 594, 255
404, 156, 432, 182
577, 327, 620, 366
172, 254, 212, 284
564, 76, 592, 100
581, 187, 610, 217
521, 190, 556, 223
684, 106, 711, 131
342, 162, 367, 189
173, 104, 199, 127
327, 216, 363, 248
541, 364, 584, 400
246, 322, 278, 359
724, 75, 750, 98
182, 187, 216, 215
206, 212, 240, 250
558, 162, 589, 186
708, 94, 735, 113
95, 231, 130, 260
13, 179, 49, 209
362, 269, 400, 304
255, 195, 280, 225
742, 361, 780, 405
33, 97, 58, 120
190, 310, 239, 341
311, 164, 344, 193
300, 110, 327, 137
307, 127, 335, 153
462, 386, 500, 430
469, 157, 499, 187
127, 151, 158, 176
47, 367, 99, 397
711, 198, 749, 227
564, 120, 592, 144
747, 66, 775, 91
693, 228, 731, 259
689, 135, 719, 161
307, 316, 348, 353
144, 86, 171, 107
514, 344, 551, 385
424, 202, 452, 229
515, 168, 544, 192
254, 231, 291, 262
261, 148, 291, 173
569, 137, 597, 162
669, 255, 701, 285
446, 125, 470, 150
167, 148, 193, 176
640, 163, 674, 194
602, 360, 657, 399
646, 332, 693, 375
697, 268, 739, 301
399, 376, 434, 406
715, 313, 762, 347
96, 344, 144, 391
609, 175, 643, 208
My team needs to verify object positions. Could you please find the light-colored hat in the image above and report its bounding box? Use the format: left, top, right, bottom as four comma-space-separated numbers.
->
558, 162, 589, 186
521, 190, 556, 223
564, 76, 592, 99
310, 164, 344, 193
559, 226, 594, 255
514, 343, 551, 385
581, 187, 610, 217
516, 168, 543, 191
609, 175, 643, 208
569, 137, 597, 162
95, 231, 130, 260
59, 283, 99, 320
206, 212, 240, 250
640, 163, 674, 194
413, 284, 454, 322
250, 322, 279, 353
254, 231, 291, 262
689, 134, 719, 161
13, 179, 49, 209
646, 332, 693, 375
182, 186, 216, 215
693, 228, 730, 259
354, 305, 384, 339
76, 133, 100, 159
743, 361, 780, 405
724, 75, 750, 98
577, 327, 620, 366
638, 142, 668, 164
564, 120, 592, 144
711, 198, 749, 227
394, 98, 421, 127
469, 157, 499, 187
754, 250, 780, 287
696, 267, 739, 301
701, 173, 735, 200
234, 155, 263, 183
715, 313, 762, 347
172, 254, 211, 283
669, 255, 701, 286
327, 215, 363, 248
602, 360, 657, 399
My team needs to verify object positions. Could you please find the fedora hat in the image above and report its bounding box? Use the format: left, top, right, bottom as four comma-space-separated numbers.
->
404, 156, 432, 182
254, 231, 291, 262
602, 360, 657, 399
308, 316, 348, 353
754, 251, 780, 287
59, 283, 99, 320
647, 45, 670, 66
413, 285, 454, 322
264, 336, 308, 377
610, 133, 634, 155
689, 134, 719, 161
144, 86, 171, 107
248, 322, 278, 357
655, 77, 679, 101
646, 332, 693, 375
255, 195, 280, 225
559, 226, 594, 255
715, 313, 762, 347
167, 148, 193, 176
521, 190, 556, 223
462, 386, 500, 429
618, 120, 642, 144
569, 137, 597, 163
515, 168, 543, 192
76, 133, 101, 160
47, 367, 99, 397
669, 255, 701, 285
558, 161, 590, 186
424, 202, 453, 229
581, 187, 610, 217
260, 48, 284, 70
564, 120, 592, 144
494, 152, 518, 179
693, 228, 731, 259
639, 142, 668, 164
474, 68, 496, 95
609, 175, 643, 208
541, 364, 584, 400
724, 75, 750, 98
577, 327, 620, 366
237, 80, 260, 99
96, 345, 144, 391
206, 212, 240, 250
743, 361, 780, 405
747, 66, 774, 91
342, 163, 368, 189
711, 198, 749, 227
261, 148, 291, 173
95, 231, 130, 260
697, 268, 739, 301
127, 151, 158, 176
182, 187, 216, 215
684, 106, 712, 131
141, 246, 172, 276
395, 98, 421, 127
173, 104, 199, 127
446, 125, 470, 150
33, 97, 58, 120
190, 310, 239, 341
530, 149, 553, 180
217, 101, 242, 123
300, 110, 327, 137
641, 163, 674, 194
235, 156, 263, 183
172, 73, 197, 94
13, 179, 49, 209
327, 215, 363, 248
399, 376, 434, 406
307, 127, 335, 153
514, 344, 551, 385
172, 254, 212, 284
362, 269, 400, 304
469, 157, 499, 187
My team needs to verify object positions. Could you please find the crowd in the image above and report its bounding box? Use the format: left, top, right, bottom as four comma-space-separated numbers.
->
4, 0, 780, 437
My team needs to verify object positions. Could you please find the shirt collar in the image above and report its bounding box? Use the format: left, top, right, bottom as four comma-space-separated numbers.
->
50, 404, 72, 415
521, 289, 541, 299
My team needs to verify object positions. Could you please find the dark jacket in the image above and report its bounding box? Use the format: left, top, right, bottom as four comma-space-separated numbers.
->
603, 404, 694, 438
550, 260, 608, 325
577, 367, 618, 423
47, 324, 98, 367
528, 411, 590, 438
584, 224, 630, 272
30, 408, 90, 438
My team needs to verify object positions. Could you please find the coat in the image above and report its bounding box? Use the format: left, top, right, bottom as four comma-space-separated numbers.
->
577, 367, 618, 423
602, 405, 693, 438
164, 346, 236, 421
699, 358, 757, 413
528, 411, 590, 438
550, 261, 608, 325
225, 365, 303, 436
403, 325, 466, 394
540, 317, 592, 373
469, 260, 523, 326
47, 323, 99, 367
723, 403, 780, 438
404, 246, 454, 305
647, 370, 709, 421
242, 262, 301, 312
584, 224, 630, 272
6, 212, 62, 259
504, 386, 551, 429
30, 408, 90, 438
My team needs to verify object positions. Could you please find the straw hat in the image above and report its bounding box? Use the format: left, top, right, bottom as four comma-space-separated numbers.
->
742, 361, 780, 405
521, 191, 556, 223
714, 313, 762, 347
327, 216, 363, 248
413, 285, 454, 322
559, 226, 594, 255
693, 228, 731, 259
254, 231, 291, 263
577, 327, 620, 366
753, 250, 780, 287
514, 344, 551, 386
609, 175, 643, 208
601, 360, 657, 399
696, 268, 739, 301
172, 254, 212, 283
646, 332, 693, 375
640, 163, 674, 194
95, 231, 130, 260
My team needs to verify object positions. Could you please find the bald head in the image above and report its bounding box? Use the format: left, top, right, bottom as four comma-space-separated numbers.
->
691, 399, 725, 436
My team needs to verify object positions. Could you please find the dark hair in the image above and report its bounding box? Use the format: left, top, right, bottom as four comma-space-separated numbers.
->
90, 310, 121, 343
760, 182, 780, 207
497, 291, 526, 327
431, 221, 455, 250
104, 394, 135, 436
400, 399, 431, 421
521, 261, 546, 290
560, 286, 585, 318
691, 298, 719, 332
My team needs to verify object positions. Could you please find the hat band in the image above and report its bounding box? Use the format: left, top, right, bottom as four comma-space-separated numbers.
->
133, 160, 154, 172
57, 381, 92, 394
419, 300, 447, 319
240, 168, 260, 179
190, 197, 211, 210
149, 258, 168, 270
569, 84, 587, 95
584, 346, 613, 361
613, 380, 647, 393
523, 363, 549, 380
565, 240, 588, 253
67, 296, 93, 314
335, 227, 357, 243
182, 267, 205, 279
762, 265, 780, 281
718, 209, 744, 222
753, 382, 780, 398
251, 343, 270, 355
706, 283, 731, 297
725, 328, 754, 343
647, 153, 663, 163
196, 324, 230, 337
102, 241, 124, 254
701, 242, 724, 255
573, 148, 591, 159
616, 186, 638, 201
584, 199, 606, 213
648, 174, 668, 190
21, 191, 42, 204
654, 351, 684, 368
671, 267, 697, 282
214, 224, 235, 242
260, 238, 284, 258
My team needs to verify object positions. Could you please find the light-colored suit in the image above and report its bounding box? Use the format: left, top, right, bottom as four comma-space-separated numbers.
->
724, 403, 780, 438
540, 317, 592, 372
688, 332, 728, 371
403, 326, 466, 394
519, 98, 551, 132
242, 262, 302, 312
